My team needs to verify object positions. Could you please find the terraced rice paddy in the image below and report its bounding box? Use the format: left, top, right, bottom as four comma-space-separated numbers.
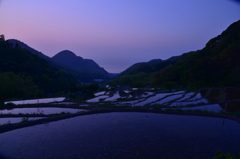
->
0, 117, 44, 125
88, 90, 210, 108
1, 88, 240, 158
0, 107, 87, 125
1, 112, 240, 159
0, 107, 86, 115
181, 104, 224, 112
4, 97, 65, 105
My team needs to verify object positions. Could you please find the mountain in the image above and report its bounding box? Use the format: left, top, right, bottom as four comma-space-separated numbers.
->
7, 39, 49, 60
110, 53, 189, 87
0, 38, 76, 93
112, 19, 240, 88
7, 39, 73, 72
7, 40, 110, 83
119, 53, 189, 76
52, 50, 108, 75
148, 59, 163, 63
152, 19, 240, 88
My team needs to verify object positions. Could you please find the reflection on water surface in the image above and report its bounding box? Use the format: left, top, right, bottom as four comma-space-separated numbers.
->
182, 104, 224, 112
0, 117, 44, 125
0, 112, 240, 159
0, 107, 86, 115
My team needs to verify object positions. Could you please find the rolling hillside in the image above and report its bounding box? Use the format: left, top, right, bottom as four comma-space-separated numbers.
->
7, 39, 110, 83
0, 38, 75, 93
112, 19, 240, 89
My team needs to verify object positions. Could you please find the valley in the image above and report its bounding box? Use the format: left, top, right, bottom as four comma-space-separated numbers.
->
0, 18, 240, 159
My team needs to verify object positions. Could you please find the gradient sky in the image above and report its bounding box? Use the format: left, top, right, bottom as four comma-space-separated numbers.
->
0, 0, 239, 73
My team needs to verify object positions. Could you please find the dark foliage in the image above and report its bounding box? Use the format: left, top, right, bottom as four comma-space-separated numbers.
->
120, 54, 189, 76
111, 20, 240, 89
0, 40, 76, 93
152, 20, 240, 88
7, 40, 110, 83
52, 50, 110, 82
0, 72, 39, 101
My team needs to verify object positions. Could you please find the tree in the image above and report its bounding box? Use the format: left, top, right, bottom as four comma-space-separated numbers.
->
162, 81, 176, 91
0, 34, 5, 41
0, 72, 39, 101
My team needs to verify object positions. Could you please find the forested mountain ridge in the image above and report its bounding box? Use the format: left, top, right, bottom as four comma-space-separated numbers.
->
7, 39, 68, 72
119, 53, 189, 76
7, 39, 50, 60
52, 50, 108, 75
151, 19, 240, 88
112, 19, 240, 88
111, 51, 190, 87
0, 37, 76, 94
7, 39, 110, 83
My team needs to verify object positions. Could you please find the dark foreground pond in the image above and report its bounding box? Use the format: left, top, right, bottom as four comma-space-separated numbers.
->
0, 112, 240, 159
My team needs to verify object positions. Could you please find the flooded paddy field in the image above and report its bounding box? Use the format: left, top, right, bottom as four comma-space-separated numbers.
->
4, 97, 65, 105
0, 117, 44, 125
181, 104, 224, 112
1, 112, 240, 159
0, 105, 89, 126
1, 88, 240, 158
0, 107, 87, 115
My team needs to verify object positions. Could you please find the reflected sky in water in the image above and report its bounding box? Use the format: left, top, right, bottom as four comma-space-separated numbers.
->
1, 112, 240, 159
0, 107, 86, 115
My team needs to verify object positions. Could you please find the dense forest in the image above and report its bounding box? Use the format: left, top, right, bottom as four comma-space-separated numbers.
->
1, 19, 239, 100
111, 20, 240, 89
0, 35, 76, 100
7, 39, 110, 83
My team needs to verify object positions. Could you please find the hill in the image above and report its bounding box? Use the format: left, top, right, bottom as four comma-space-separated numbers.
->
7, 39, 110, 83
0, 37, 76, 94
111, 53, 189, 87
120, 54, 189, 76
52, 50, 108, 75
111, 19, 240, 89
151, 19, 240, 88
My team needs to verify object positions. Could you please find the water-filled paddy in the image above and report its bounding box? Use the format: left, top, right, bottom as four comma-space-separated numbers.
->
4, 97, 65, 105
0, 108, 87, 115
86, 95, 109, 102
181, 104, 224, 112
169, 98, 208, 106
136, 92, 183, 106
153, 93, 183, 105
0, 112, 240, 159
0, 117, 44, 125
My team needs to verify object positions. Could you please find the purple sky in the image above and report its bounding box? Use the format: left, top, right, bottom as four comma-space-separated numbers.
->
0, 0, 239, 73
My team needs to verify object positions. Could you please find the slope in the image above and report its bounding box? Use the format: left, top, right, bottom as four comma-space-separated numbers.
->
152, 19, 240, 88
52, 50, 108, 75
7, 39, 110, 83
111, 19, 240, 88
120, 53, 189, 76
0, 38, 75, 93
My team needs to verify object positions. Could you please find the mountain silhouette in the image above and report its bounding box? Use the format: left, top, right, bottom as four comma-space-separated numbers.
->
52, 50, 108, 75
7, 40, 110, 83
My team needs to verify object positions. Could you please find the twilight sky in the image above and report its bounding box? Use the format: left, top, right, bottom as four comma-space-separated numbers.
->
0, 0, 239, 73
